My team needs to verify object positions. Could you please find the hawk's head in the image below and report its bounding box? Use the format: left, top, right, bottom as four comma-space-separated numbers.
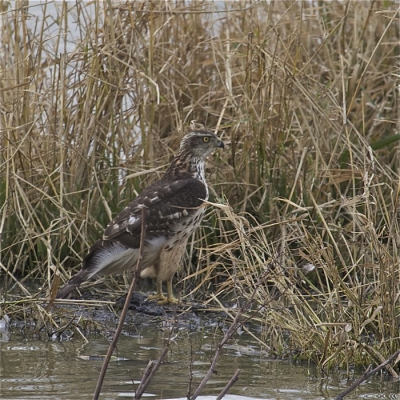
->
179, 129, 224, 159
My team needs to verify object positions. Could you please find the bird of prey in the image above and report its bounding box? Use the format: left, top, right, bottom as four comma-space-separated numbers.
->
56, 129, 224, 304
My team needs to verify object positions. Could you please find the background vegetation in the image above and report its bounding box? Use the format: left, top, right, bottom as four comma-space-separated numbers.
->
0, 0, 399, 371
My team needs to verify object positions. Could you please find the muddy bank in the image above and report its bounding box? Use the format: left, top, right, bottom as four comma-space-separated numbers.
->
6, 290, 261, 345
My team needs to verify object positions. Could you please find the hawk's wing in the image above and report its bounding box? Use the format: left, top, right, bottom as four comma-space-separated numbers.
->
100, 178, 207, 248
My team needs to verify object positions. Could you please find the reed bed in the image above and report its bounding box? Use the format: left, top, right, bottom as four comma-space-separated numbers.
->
0, 0, 399, 372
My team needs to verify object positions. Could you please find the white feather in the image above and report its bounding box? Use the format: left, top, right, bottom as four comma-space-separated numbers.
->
128, 216, 138, 225
88, 245, 136, 279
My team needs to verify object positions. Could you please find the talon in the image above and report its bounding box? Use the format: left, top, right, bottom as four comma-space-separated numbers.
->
147, 278, 180, 305
147, 280, 166, 302
158, 296, 178, 305
147, 293, 167, 302
160, 278, 179, 305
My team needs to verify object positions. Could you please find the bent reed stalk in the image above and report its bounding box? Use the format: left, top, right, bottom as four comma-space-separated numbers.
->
0, 1, 399, 372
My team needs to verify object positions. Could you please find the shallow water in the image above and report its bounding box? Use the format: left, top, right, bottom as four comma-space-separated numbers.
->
1, 321, 399, 400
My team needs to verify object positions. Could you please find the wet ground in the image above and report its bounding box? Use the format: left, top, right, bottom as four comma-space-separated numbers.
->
1, 295, 400, 399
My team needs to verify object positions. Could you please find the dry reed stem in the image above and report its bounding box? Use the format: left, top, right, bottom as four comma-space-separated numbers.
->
134, 346, 169, 400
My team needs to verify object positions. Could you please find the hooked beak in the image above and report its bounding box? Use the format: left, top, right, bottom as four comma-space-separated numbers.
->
217, 139, 224, 149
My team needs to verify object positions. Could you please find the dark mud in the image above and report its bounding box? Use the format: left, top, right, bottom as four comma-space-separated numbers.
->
28, 290, 256, 344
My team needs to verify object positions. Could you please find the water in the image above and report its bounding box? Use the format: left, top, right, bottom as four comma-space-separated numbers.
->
1, 321, 399, 400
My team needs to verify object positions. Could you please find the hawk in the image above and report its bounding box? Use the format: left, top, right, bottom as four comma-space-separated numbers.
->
56, 129, 224, 304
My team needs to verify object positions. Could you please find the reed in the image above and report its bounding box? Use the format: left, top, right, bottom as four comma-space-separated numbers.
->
0, 0, 399, 371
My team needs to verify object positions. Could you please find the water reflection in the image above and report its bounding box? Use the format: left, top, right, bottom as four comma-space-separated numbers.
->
0, 327, 399, 399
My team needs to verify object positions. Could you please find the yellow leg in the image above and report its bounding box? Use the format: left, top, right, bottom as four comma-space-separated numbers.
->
147, 281, 167, 302
157, 278, 178, 305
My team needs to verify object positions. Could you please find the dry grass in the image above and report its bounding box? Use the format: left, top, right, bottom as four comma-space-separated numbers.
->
0, 0, 399, 371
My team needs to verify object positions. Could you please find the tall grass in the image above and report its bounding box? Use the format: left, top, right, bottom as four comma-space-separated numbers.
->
0, 1, 399, 370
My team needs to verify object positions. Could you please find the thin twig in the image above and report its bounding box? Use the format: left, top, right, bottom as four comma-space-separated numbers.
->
334, 349, 400, 400
186, 340, 195, 398
135, 347, 169, 399
190, 270, 268, 400
137, 360, 154, 394
190, 312, 242, 400
216, 368, 241, 400
93, 207, 147, 400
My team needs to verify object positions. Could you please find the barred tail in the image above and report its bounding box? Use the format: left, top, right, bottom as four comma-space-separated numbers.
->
55, 269, 91, 299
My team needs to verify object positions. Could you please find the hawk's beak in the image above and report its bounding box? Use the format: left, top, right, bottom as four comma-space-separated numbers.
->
217, 139, 224, 149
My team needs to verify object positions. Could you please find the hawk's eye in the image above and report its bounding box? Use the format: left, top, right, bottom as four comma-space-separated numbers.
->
203, 137, 210, 143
